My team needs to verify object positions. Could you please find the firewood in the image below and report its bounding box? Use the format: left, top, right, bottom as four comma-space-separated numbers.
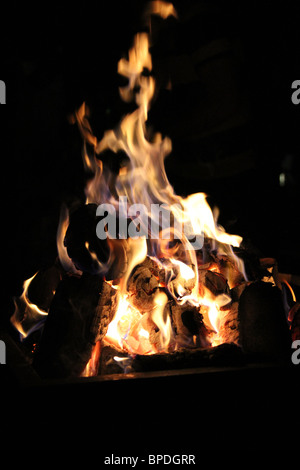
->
238, 281, 291, 360
97, 342, 245, 375
26, 262, 62, 311
168, 300, 206, 347
99, 342, 130, 375
127, 256, 166, 312
64, 203, 110, 274
217, 283, 248, 345
33, 274, 117, 378
205, 270, 229, 296
92, 281, 119, 342
217, 301, 239, 345
131, 343, 245, 373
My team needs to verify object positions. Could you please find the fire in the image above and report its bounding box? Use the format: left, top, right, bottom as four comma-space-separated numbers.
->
12, 1, 249, 374
81, 340, 101, 377
56, 204, 82, 275
105, 292, 156, 355
146, 0, 178, 20
97, 9, 246, 353
11, 273, 48, 339
151, 291, 172, 351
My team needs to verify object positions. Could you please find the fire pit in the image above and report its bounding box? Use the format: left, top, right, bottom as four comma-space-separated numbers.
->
8, 1, 299, 381
3, 0, 300, 451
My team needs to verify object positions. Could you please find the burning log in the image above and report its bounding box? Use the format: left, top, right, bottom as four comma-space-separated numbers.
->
127, 257, 164, 313
217, 302, 240, 345
11, 3, 297, 381
26, 264, 62, 311
214, 282, 248, 346
98, 342, 245, 375
33, 274, 118, 378
238, 281, 291, 360
126, 256, 210, 349
132, 343, 245, 372
92, 280, 119, 342
64, 203, 110, 274
99, 343, 130, 375
168, 301, 207, 347
204, 270, 229, 297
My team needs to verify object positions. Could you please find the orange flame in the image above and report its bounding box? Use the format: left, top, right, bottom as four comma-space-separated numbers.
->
56, 205, 82, 275
12, 2, 248, 370
92, 2, 246, 353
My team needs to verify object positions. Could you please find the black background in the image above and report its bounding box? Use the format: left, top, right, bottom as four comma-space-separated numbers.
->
1, 0, 300, 450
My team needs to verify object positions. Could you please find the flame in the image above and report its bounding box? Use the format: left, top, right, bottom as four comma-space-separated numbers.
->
81, 341, 101, 377
170, 259, 195, 281
147, 1, 178, 20
282, 279, 297, 303
200, 289, 231, 344
81, 2, 246, 354
105, 293, 156, 354
56, 205, 82, 275
11, 273, 48, 339
151, 291, 172, 351
13, 2, 249, 368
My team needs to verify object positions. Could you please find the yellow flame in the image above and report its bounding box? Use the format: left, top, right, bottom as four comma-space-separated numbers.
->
56, 205, 82, 275
11, 273, 48, 339
170, 258, 195, 281
72, 1, 246, 356
151, 291, 172, 351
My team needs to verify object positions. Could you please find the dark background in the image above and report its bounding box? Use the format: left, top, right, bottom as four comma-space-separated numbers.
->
2, 0, 300, 320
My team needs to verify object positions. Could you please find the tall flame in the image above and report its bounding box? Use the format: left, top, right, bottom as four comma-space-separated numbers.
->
12, 2, 248, 366
73, 1, 246, 352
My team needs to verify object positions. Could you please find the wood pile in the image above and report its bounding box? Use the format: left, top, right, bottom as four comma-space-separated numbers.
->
12, 204, 296, 378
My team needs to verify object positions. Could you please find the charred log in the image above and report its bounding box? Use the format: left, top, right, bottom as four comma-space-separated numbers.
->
168, 301, 207, 347
27, 263, 62, 311
98, 343, 245, 375
238, 281, 291, 360
127, 257, 165, 312
64, 203, 110, 274
132, 343, 245, 372
216, 283, 248, 345
33, 274, 117, 378
99, 343, 130, 375
92, 281, 119, 342
204, 270, 229, 296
